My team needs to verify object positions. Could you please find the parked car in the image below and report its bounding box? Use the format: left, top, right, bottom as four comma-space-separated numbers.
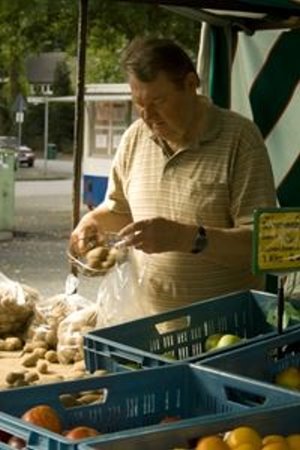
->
16, 145, 35, 167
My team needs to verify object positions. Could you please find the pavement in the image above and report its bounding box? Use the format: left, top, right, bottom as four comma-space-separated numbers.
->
0, 155, 101, 303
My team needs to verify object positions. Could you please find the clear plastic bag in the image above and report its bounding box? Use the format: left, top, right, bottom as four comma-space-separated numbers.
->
96, 248, 147, 328
0, 272, 40, 336
25, 275, 96, 362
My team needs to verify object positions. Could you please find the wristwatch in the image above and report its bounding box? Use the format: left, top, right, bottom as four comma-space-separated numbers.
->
191, 225, 207, 254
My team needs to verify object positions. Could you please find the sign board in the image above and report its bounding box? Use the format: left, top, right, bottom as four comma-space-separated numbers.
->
16, 112, 24, 123
253, 208, 300, 274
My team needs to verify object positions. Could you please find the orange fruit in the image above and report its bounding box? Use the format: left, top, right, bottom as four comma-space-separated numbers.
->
225, 426, 262, 449
286, 434, 300, 449
235, 445, 261, 450
195, 435, 229, 450
262, 435, 287, 445
234, 443, 257, 450
261, 442, 289, 450
274, 366, 300, 390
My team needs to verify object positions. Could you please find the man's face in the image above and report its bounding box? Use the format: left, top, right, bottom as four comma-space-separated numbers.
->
129, 71, 197, 143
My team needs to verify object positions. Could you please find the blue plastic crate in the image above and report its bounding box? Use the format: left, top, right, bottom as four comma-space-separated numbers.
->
84, 289, 297, 373
202, 325, 300, 383
78, 403, 300, 450
0, 364, 298, 450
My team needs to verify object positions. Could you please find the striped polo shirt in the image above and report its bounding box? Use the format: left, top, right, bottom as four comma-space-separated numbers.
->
104, 97, 277, 314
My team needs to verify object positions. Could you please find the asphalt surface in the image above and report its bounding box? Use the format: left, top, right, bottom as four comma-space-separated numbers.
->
0, 157, 101, 302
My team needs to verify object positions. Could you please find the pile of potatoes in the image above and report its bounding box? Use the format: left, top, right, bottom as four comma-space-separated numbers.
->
80, 242, 127, 277
0, 291, 102, 388
25, 293, 98, 365
0, 282, 39, 337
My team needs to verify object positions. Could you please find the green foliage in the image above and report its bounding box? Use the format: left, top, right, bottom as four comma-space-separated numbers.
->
22, 104, 45, 151
49, 102, 74, 153
85, 0, 200, 82
0, 0, 200, 149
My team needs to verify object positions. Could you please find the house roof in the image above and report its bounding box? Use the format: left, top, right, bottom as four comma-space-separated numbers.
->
25, 52, 67, 84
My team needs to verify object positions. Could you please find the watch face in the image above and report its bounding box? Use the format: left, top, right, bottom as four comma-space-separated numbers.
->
191, 226, 207, 254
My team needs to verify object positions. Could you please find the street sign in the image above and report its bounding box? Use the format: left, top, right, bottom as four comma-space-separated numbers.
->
252, 207, 300, 274
12, 93, 27, 113
16, 112, 24, 123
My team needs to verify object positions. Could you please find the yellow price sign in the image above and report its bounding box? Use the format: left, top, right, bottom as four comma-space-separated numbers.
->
253, 208, 300, 274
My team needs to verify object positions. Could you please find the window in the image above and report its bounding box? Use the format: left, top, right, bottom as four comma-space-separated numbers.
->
87, 100, 133, 157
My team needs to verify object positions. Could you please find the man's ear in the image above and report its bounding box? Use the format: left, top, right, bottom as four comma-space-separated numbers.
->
184, 72, 199, 91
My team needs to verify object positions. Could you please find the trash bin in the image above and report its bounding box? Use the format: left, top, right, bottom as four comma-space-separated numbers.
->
0, 148, 15, 240
47, 143, 57, 160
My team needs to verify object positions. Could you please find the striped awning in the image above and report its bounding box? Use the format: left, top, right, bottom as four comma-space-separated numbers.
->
231, 28, 300, 207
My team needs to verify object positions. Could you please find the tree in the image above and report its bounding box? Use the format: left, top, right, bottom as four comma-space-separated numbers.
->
53, 60, 73, 96
50, 60, 74, 153
0, 0, 201, 146
85, 0, 201, 83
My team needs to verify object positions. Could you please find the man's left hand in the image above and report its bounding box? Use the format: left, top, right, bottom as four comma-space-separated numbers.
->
118, 217, 195, 253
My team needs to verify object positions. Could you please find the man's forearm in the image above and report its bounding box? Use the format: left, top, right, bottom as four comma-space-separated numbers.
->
182, 223, 253, 270
84, 203, 132, 233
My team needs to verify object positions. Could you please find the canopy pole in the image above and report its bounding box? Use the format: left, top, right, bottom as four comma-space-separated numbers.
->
71, 0, 88, 275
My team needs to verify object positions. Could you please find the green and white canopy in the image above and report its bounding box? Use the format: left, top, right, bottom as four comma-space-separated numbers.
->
231, 28, 299, 207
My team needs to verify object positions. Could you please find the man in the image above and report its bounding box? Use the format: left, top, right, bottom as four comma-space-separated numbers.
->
70, 37, 277, 314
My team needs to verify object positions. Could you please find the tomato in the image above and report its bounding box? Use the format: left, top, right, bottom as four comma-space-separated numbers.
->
65, 426, 100, 440
21, 404, 62, 434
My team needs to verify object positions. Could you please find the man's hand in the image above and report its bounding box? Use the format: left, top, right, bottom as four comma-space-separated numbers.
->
69, 213, 105, 256
118, 217, 196, 253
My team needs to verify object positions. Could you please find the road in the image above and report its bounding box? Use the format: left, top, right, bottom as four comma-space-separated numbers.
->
0, 158, 100, 302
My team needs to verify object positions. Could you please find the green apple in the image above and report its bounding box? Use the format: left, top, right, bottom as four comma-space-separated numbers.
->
204, 333, 224, 351
216, 334, 242, 349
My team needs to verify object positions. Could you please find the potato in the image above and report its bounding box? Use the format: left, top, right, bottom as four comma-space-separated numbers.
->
24, 371, 40, 384
57, 347, 76, 365
23, 340, 48, 353
86, 246, 109, 269
45, 350, 59, 363
4, 336, 23, 351
36, 360, 48, 374
21, 352, 39, 367
5, 371, 26, 385
59, 394, 79, 408
77, 393, 101, 405
33, 347, 47, 359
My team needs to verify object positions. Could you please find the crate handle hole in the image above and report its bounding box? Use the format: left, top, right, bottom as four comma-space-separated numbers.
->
224, 386, 266, 407
59, 388, 108, 409
155, 315, 191, 334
